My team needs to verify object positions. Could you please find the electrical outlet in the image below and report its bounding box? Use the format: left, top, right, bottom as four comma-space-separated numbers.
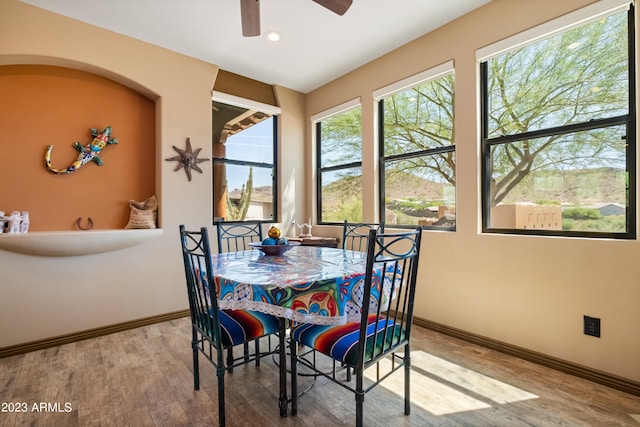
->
584, 315, 601, 338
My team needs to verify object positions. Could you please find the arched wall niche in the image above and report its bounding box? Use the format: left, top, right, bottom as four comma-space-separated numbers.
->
0, 57, 158, 233
0, 54, 159, 100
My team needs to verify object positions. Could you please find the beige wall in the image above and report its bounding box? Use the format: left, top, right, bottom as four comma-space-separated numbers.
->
307, 0, 640, 383
0, 1, 304, 348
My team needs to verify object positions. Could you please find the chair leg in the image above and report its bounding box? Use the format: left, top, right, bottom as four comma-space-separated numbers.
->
355, 391, 364, 427
405, 347, 411, 415
278, 318, 288, 417
244, 342, 250, 362
290, 336, 298, 416
192, 343, 200, 390
226, 347, 234, 373
355, 370, 364, 427
192, 329, 200, 390
255, 339, 261, 366
217, 366, 226, 427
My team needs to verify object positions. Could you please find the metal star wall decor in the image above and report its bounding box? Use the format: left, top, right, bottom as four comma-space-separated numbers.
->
165, 137, 209, 181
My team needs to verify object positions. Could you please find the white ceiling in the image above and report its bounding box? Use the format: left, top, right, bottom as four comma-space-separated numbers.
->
20, 0, 491, 93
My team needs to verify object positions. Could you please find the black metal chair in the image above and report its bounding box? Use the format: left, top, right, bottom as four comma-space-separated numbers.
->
179, 225, 280, 427
214, 221, 269, 365
342, 220, 385, 251
215, 221, 264, 253
290, 227, 423, 427
341, 221, 386, 380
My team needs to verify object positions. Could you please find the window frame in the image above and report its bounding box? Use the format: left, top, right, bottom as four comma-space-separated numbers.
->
212, 92, 280, 224
479, 2, 636, 239
314, 99, 363, 225
375, 62, 456, 230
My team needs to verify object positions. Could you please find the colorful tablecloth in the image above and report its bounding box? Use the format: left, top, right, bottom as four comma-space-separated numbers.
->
212, 246, 394, 325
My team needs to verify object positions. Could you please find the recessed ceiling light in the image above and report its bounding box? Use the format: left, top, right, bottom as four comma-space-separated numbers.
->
267, 31, 280, 42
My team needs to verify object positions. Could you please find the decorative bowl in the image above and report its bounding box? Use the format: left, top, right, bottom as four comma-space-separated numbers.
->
248, 241, 301, 256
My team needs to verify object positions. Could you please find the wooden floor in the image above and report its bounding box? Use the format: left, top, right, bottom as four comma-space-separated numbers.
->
1, 317, 639, 427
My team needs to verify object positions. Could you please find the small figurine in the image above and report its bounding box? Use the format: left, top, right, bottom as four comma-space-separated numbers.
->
292, 218, 312, 237
8, 211, 21, 234
0, 211, 5, 234
19, 211, 29, 233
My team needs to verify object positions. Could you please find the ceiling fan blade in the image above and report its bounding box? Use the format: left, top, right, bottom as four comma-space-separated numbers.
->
240, 0, 260, 37
312, 0, 353, 16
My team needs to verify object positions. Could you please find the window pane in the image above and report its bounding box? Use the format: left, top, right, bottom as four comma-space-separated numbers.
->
320, 167, 362, 223
384, 154, 455, 227
381, 72, 456, 228
383, 74, 454, 155
489, 125, 628, 233
482, 6, 633, 239
320, 108, 362, 168
212, 101, 276, 223
225, 117, 274, 162
222, 164, 274, 221
486, 12, 628, 138
317, 105, 363, 223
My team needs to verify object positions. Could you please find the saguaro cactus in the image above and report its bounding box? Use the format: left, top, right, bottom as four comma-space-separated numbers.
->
225, 167, 253, 220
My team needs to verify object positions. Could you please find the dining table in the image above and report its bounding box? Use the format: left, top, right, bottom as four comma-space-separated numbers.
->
209, 245, 395, 417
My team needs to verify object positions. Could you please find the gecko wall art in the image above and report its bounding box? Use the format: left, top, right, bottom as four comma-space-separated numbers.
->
45, 126, 118, 174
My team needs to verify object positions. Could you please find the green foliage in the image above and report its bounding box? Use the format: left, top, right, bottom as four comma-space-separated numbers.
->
322, 196, 362, 223
562, 207, 602, 220
383, 74, 456, 187
563, 215, 625, 232
395, 199, 430, 210
488, 12, 629, 206
320, 108, 362, 167
390, 210, 419, 226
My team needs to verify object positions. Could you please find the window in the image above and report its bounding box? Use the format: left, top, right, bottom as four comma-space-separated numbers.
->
480, 2, 635, 238
315, 101, 363, 223
212, 96, 279, 223
376, 63, 456, 229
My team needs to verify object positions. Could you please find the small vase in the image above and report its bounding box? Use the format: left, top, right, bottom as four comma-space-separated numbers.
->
19, 211, 29, 233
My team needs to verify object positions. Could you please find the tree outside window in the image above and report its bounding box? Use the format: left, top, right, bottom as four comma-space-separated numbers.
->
379, 72, 456, 228
481, 6, 635, 238
316, 106, 363, 223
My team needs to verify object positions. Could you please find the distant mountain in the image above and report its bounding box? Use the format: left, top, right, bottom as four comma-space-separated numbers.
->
384, 170, 447, 201
322, 167, 626, 208
499, 167, 626, 205
228, 185, 272, 203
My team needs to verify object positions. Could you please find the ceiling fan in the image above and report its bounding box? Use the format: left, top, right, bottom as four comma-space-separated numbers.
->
240, 0, 353, 37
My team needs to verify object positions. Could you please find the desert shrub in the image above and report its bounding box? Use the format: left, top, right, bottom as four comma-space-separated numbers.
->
563, 208, 602, 220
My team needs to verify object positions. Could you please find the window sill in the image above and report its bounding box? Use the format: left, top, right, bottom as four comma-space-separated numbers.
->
0, 229, 164, 257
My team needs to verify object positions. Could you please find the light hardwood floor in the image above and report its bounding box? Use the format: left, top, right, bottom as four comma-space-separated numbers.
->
1, 317, 639, 426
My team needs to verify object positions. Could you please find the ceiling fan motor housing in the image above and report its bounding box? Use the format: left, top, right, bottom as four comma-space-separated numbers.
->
240, 0, 352, 37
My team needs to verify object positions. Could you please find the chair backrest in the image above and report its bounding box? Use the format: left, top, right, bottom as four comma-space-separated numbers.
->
215, 221, 263, 253
342, 220, 385, 251
179, 225, 224, 352
357, 226, 422, 367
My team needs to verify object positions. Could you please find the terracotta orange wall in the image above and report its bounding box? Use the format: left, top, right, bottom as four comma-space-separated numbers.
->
0, 64, 155, 231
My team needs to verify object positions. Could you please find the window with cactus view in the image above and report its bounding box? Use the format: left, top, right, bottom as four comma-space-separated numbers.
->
212, 101, 276, 222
